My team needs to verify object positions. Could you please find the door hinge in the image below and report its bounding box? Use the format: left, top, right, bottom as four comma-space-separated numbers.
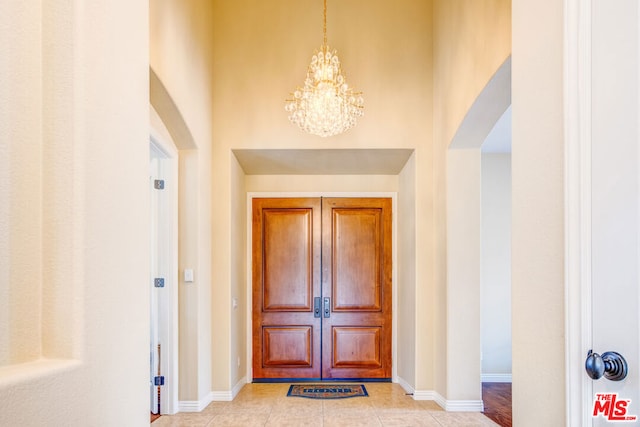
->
154, 179, 165, 190
154, 376, 165, 386
154, 278, 165, 288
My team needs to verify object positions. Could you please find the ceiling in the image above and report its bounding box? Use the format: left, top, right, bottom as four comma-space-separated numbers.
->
233, 148, 414, 175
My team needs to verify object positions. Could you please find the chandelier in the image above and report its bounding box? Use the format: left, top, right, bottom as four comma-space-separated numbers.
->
285, 0, 364, 137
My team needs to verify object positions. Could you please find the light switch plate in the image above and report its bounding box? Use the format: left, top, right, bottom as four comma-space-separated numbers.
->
184, 268, 194, 283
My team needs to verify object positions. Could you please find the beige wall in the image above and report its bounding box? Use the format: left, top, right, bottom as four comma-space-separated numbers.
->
154, 0, 511, 403
212, 0, 434, 393
1, 0, 573, 423
156, 0, 563, 419
0, 0, 149, 425
512, 0, 566, 424
432, 0, 512, 400
150, 0, 215, 402
1, 0, 43, 367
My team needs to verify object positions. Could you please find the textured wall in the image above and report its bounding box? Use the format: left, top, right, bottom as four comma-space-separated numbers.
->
0, 0, 149, 425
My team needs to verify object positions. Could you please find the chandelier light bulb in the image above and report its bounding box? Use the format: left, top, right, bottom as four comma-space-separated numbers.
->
285, 1, 364, 137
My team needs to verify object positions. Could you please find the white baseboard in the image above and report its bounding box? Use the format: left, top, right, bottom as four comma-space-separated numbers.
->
481, 373, 512, 383
397, 375, 483, 412
230, 376, 247, 399
178, 376, 248, 412
394, 376, 415, 395
412, 389, 483, 412
443, 399, 484, 412
413, 389, 440, 401
178, 394, 213, 413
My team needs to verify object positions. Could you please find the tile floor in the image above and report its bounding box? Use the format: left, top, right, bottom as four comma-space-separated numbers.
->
153, 383, 498, 426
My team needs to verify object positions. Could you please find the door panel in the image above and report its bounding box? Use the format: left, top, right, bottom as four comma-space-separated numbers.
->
262, 208, 314, 311
252, 198, 322, 379
332, 326, 382, 368
252, 197, 392, 380
589, 1, 639, 424
262, 326, 313, 367
332, 208, 382, 311
322, 198, 392, 379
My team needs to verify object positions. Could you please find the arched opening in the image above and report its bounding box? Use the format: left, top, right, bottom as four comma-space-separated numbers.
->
446, 56, 511, 411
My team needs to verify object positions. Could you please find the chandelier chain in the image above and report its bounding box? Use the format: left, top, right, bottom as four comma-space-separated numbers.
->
323, 0, 327, 47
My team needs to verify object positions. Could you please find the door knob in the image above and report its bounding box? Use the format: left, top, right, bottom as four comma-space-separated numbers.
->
585, 350, 628, 381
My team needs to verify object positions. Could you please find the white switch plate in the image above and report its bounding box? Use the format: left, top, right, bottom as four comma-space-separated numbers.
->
232, 297, 238, 309
184, 268, 194, 282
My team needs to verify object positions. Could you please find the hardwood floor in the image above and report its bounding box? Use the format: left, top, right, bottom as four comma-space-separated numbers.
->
150, 412, 160, 423
483, 382, 512, 427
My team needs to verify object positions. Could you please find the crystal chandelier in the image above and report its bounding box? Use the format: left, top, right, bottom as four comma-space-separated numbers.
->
285, 0, 364, 137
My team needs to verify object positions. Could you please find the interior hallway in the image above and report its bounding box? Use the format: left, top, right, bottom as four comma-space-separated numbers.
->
151, 383, 498, 426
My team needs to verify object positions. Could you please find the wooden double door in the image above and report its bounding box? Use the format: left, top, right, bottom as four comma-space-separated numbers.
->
252, 197, 392, 380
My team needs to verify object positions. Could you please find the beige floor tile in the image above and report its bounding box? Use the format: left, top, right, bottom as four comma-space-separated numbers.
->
266, 412, 324, 426
225, 396, 275, 413
415, 400, 444, 411
370, 394, 428, 412
377, 412, 442, 426
241, 383, 290, 396
152, 413, 215, 427
207, 412, 270, 427
322, 396, 375, 414
199, 401, 232, 415
365, 383, 408, 395
271, 396, 324, 415
152, 383, 499, 427
430, 411, 500, 426
323, 412, 382, 427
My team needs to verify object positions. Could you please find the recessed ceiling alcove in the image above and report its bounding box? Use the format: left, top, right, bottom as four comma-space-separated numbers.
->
233, 149, 414, 175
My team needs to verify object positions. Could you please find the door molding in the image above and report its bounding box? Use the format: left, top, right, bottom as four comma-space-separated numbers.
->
246, 192, 398, 382
564, 0, 593, 424
149, 132, 179, 415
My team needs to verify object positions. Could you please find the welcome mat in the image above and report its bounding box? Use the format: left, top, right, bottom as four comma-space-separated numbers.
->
287, 384, 368, 399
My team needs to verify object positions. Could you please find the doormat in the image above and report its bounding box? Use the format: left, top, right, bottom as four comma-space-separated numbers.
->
287, 384, 368, 399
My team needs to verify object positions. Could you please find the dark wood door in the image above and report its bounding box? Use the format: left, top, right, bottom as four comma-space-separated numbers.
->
252, 197, 392, 380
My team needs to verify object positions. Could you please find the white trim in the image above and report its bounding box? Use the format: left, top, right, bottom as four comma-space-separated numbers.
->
564, 0, 593, 425
444, 399, 485, 412
177, 400, 206, 413
395, 375, 414, 395
481, 373, 512, 383
412, 389, 439, 401
231, 376, 248, 400
412, 389, 484, 412
246, 192, 398, 382
209, 391, 233, 402
178, 376, 247, 412
178, 394, 214, 413
149, 131, 180, 415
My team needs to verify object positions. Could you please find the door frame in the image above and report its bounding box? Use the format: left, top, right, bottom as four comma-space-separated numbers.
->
564, 0, 594, 423
149, 131, 179, 414
246, 192, 398, 382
